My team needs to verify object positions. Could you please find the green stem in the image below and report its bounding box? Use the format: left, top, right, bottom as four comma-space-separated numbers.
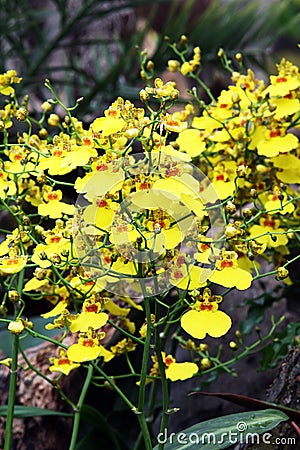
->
155, 344, 169, 450
137, 283, 155, 450
92, 362, 135, 410
69, 363, 93, 450
4, 334, 19, 450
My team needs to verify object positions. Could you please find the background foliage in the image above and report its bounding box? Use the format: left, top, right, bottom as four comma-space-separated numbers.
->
0, 0, 299, 118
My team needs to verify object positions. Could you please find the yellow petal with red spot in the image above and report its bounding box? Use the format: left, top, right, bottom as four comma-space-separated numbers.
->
49, 360, 80, 376
0, 256, 27, 274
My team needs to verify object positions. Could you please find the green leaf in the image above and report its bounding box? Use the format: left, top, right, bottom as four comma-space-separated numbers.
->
152, 409, 288, 450
0, 405, 72, 418
192, 391, 300, 422
240, 305, 266, 334
75, 429, 103, 450
260, 322, 300, 370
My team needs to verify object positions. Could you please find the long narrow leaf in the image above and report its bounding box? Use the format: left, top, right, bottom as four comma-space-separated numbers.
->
190, 391, 300, 422
152, 409, 289, 450
0, 405, 72, 418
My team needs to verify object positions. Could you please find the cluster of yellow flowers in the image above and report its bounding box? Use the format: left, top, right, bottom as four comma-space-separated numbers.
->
0, 44, 299, 383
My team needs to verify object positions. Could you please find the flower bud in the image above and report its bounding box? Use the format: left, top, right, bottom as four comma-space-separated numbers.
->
64, 115, 71, 125
235, 52, 243, 62
48, 113, 60, 127
8, 290, 20, 303
276, 266, 289, 280
15, 107, 27, 121
8, 319, 25, 335
199, 343, 208, 352
180, 35, 188, 44
41, 101, 52, 112
229, 341, 238, 350
243, 208, 252, 219
217, 48, 224, 58
225, 224, 238, 239
225, 201, 236, 214
200, 358, 211, 370
167, 60, 180, 72
50, 253, 61, 264
34, 268, 47, 280
146, 60, 154, 71
22, 215, 30, 226
139, 89, 150, 102
236, 164, 247, 178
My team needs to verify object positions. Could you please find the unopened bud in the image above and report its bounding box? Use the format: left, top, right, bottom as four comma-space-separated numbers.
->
200, 358, 211, 370
167, 60, 180, 72
41, 101, 52, 112
217, 48, 224, 58
39, 128, 48, 139
50, 253, 61, 264
243, 208, 253, 219
276, 266, 289, 280
236, 164, 247, 178
229, 341, 238, 350
139, 89, 150, 102
225, 201, 236, 214
48, 113, 60, 127
15, 107, 27, 121
34, 268, 47, 280
8, 319, 25, 335
180, 35, 188, 44
64, 115, 71, 125
199, 343, 208, 352
8, 290, 20, 303
146, 60, 154, 71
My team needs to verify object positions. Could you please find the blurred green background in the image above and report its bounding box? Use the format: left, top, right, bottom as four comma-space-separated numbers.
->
0, 0, 299, 119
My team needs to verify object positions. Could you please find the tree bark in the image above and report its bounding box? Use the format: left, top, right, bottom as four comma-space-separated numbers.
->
239, 346, 300, 450
0, 335, 83, 450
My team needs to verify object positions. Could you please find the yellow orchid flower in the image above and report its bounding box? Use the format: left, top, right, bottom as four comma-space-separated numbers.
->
181, 288, 232, 339
49, 349, 80, 376
67, 329, 114, 363
209, 249, 252, 290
